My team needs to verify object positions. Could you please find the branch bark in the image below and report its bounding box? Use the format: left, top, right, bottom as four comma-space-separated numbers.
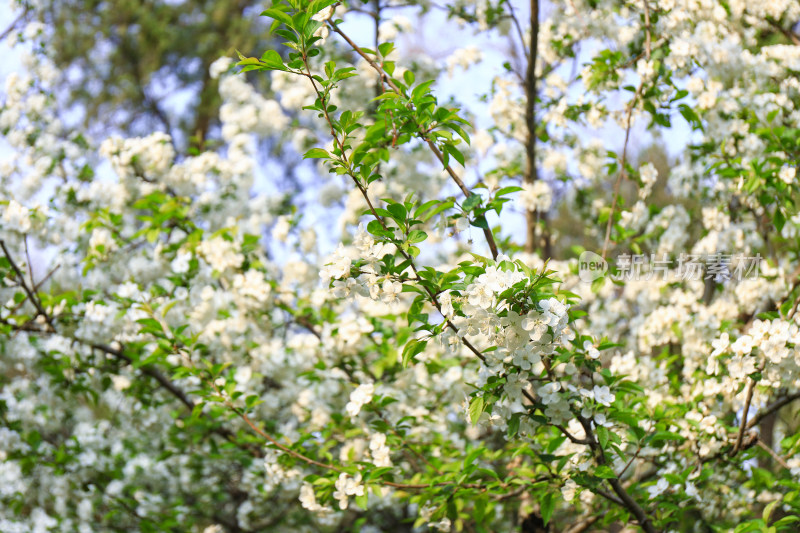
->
523, 0, 551, 257
577, 416, 656, 533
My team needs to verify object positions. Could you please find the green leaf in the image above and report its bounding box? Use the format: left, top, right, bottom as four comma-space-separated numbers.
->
420, 200, 454, 222
596, 426, 609, 449
468, 396, 486, 425
594, 465, 616, 479
260, 8, 293, 26
402, 339, 427, 367
366, 219, 392, 238
413, 199, 439, 218
541, 492, 556, 526
355, 491, 369, 510
303, 147, 329, 159
443, 143, 466, 167
387, 202, 407, 222
378, 42, 395, 57
407, 230, 427, 244
462, 194, 482, 212
763, 499, 780, 523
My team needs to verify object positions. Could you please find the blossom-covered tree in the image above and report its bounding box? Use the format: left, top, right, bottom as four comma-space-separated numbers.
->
3, 0, 800, 531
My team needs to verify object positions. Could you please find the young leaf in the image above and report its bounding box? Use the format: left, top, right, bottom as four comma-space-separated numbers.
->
304, 148, 329, 159
468, 395, 485, 425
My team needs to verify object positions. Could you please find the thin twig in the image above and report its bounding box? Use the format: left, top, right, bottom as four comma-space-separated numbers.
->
505, 0, 528, 60
1, 240, 56, 332
234, 399, 517, 491
0, 7, 28, 42
746, 389, 800, 430
563, 515, 601, 533
730, 374, 758, 457
327, 20, 499, 260
756, 438, 791, 470
601, 82, 643, 260
642, 0, 652, 60
577, 416, 656, 533
767, 17, 800, 45
298, 47, 489, 365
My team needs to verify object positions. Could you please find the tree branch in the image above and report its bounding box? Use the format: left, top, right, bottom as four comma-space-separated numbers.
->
327, 20, 499, 260
601, 82, 643, 260
1, 240, 56, 332
523, 0, 550, 257
730, 374, 757, 457
0, 7, 28, 42
577, 416, 656, 533
746, 389, 800, 430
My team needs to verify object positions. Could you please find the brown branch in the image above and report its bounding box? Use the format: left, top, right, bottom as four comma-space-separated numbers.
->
9, 263, 60, 315
643, 0, 652, 60
756, 438, 791, 470
1, 240, 56, 332
617, 442, 643, 478
293, 313, 322, 340
731, 363, 764, 457
767, 17, 800, 45
238, 408, 345, 472
594, 486, 625, 507
87, 342, 194, 409
746, 389, 800, 430
299, 49, 489, 365
85, 342, 266, 456
234, 402, 519, 491
505, 0, 529, 61
0, 7, 28, 42
32, 263, 60, 291
327, 20, 499, 260
2, 241, 264, 456
563, 515, 601, 533
601, 82, 643, 260
523, 0, 549, 256
577, 416, 656, 533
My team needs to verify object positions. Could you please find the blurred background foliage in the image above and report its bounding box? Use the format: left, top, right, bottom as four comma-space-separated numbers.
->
13, 0, 272, 150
